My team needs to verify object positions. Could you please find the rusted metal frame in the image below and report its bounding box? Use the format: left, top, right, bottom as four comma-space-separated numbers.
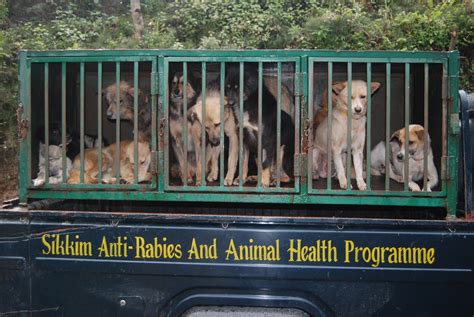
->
97, 62, 103, 183
346, 62, 352, 191
133, 62, 139, 184
61, 62, 67, 183
307, 59, 314, 192
201, 62, 207, 187
366, 63, 372, 190
43, 62, 50, 184
239, 62, 244, 187
404, 63, 410, 191
441, 63, 447, 193
423, 63, 429, 191
276, 62, 282, 188
219, 62, 225, 186
257, 62, 263, 189
18, 53, 30, 203
183, 62, 189, 187
385, 63, 391, 190
115, 62, 121, 183
80, 62, 85, 184
152, 58, 159, 191
327, 62, 333, 190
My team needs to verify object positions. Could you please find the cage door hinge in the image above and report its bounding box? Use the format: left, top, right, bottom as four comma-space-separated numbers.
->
441, 156, 455, 180
17, 103, 29, 140
449, 113, 460, 135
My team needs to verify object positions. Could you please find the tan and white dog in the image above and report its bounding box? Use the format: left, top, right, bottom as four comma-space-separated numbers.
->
67, 140, 152, 185
187, 89, 238, 186
371, 124, 438, 191
313, 80, 381, 190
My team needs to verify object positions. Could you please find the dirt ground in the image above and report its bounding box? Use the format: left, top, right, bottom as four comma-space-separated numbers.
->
0, 147, 18, 205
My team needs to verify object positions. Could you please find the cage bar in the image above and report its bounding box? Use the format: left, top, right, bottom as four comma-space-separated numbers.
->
276, 62, 282, 188
97, 62, 103, 182
346, 62, 352, 191
366, 63, 372, 190
423, 63, 429, 190
43, 63, 49, 184
133, 61, 139, 184
404, 63, 410, 191
80, 62, 85, 184
183, 62, 188, 187
257, 62, 263, 189
201, 62, 207, 187
115, 62, 121, 183
307, 60, 314, 190
61, 62, 67, 183
239, 62, 244, 187
327, 62, 333, 190
219, 62, 225, 186
385, 63, 391, 190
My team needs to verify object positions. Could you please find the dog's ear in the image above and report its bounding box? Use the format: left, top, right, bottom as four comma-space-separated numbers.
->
332, 82, 346, 95
390, 130, 401, 143
413, 126, 425, 141
371, 82, 381, 94
187, 109, 198, 125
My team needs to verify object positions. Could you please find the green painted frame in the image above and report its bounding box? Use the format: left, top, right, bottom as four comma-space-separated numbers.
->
17, 50, 459, 215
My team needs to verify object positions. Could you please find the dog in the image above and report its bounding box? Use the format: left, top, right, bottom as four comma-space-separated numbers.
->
67, 140, 151, 185
33, 143, 72, 186
262, 76, 295, 122
313, 80, 381, 190
169, 69, 201, 183
225, 66, 295, 187
187, 86, 238, 186
371, 125, 438, 191
103, 81, 151, 140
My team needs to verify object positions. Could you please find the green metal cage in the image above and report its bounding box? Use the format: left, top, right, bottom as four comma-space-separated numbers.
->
17, 50, 460, 215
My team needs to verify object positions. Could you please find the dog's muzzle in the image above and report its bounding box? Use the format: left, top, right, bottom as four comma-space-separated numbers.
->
209, 139, 220, 147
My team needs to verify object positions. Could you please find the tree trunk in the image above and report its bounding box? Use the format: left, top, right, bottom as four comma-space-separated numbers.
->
130, 0, 144, 41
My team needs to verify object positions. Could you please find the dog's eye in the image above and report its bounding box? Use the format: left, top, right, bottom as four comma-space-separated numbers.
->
409, 141, 414, 145
214, 123, 220, 127
234, 85, 238, 89
361, 95, 366, 99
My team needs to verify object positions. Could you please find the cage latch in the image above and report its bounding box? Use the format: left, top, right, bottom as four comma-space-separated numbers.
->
16, 103, 29, 140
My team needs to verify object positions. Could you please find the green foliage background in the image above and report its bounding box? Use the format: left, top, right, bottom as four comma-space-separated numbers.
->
0, 0, 473, 149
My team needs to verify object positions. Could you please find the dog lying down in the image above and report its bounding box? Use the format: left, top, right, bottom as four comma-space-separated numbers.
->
371, 124, 438, 191
67, 140, 152, 185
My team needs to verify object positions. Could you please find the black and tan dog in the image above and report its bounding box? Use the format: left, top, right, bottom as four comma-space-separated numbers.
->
225, 65, 295, 187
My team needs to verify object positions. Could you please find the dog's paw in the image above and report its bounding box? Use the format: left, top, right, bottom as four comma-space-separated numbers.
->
409, 182, 421, 192
233, 176, 246, 186
33, 178, 44, 186
357, 179, 367, 191
422, 186, 432, 192
224, 177, 234, 186
338, 177, 348, 189
207, 174, 217, 183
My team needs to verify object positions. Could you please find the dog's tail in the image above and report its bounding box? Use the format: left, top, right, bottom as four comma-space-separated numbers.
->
281, 111, 295, 179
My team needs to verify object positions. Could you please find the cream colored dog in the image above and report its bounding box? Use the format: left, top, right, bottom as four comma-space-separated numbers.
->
313, 80, 381, 190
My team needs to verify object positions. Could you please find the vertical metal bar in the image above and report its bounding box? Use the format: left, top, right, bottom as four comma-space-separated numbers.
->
18, 52, 29, 203
219, 62, 225, 186
327, 62, 333, 190
183, 62, 188, 187
385, 63, 391, 190
61, 62, 67, 183
133, 61, 139, 184
115, 62, 121, 183
97, 62, 103, 183
346, 62, 352, 191
366, 63, 372, 190
239, 62, 244, 187
201, 62, 207, 187
164, 60, 170, 188
404, 63, 410, 191
307, 60, 314, 191
158, 58, 164, 191
441, 62, 447, 193
257, 62, 263, 189
276, 62, 282, 188
44, 63, 49, 184
293, 61, 300, 191
423, 63, 429, 191
80, 62, 85, 184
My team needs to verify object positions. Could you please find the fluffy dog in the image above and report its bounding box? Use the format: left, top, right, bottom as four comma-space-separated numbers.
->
33, 143, 72, 186
225, 66, 295, 187
313, 80, 381, 190
371, 125, 438, 191
67, 140, 151, 185
187, 87, 238, 186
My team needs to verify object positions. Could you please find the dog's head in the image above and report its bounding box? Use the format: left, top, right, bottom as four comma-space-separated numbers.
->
36, 123, 72, 146
332, 80, 381, 119
225, 66, 257, 108
169, 71, 200, 104
39, 143, 65, 161
187, 95, 229, 147
104, 81, 147, 121
390, 124, 427, 162
125, 140, 151, 177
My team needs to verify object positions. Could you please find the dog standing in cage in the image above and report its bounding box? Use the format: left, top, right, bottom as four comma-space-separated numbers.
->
225, 66, 295, 187
371, 124, 438, 191
313, 80, 381, 190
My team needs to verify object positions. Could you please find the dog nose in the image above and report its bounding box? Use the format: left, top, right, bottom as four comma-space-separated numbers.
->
210, 139, 220, 147
397, 153, 404, 160
355, 107, 362, 113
